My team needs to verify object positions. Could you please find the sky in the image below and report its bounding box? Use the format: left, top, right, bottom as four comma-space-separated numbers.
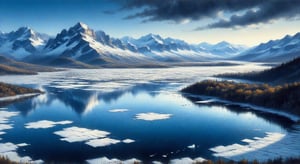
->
0, 0, 300, 46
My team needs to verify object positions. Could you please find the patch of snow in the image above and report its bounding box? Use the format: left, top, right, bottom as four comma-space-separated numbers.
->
25, 120, 72, 129
135, 112, 172, 121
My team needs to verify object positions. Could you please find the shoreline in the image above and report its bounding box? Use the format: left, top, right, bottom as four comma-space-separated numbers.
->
183, 93, 300, 122
0, 93, 41, 102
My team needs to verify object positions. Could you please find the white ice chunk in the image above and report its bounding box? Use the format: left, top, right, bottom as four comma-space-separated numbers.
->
0, 124, 13, 131
135, 112, 172, 121
86, 138, 120, 147
210, 132, 285, 159
187, 144, 196, 149
25, 120, 72, 129
0, 111, 19, 124
54, 126, 110, 143
87, 157, 141, 164
170, 157, 206, 164
109, 109, 129, 112
122, 139, 135, 144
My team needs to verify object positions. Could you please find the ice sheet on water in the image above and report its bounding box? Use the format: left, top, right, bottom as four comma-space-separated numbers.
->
135, 112, 172, 121
25, 120, 72, 129
0, 142, 43, 163
210, 132, 286, 160
86, 157, 141, 164
0, 111, 19, 124
85, 138, 120, 147
108, 109, 129, 112
170, 157, 206, 164
122, 139, 135, 143
54, 126, 110, 143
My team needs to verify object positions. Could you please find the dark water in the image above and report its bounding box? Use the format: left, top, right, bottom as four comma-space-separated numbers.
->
0, 67, 294, 163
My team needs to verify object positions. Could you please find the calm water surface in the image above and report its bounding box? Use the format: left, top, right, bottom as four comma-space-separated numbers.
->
0, 65, 296, 163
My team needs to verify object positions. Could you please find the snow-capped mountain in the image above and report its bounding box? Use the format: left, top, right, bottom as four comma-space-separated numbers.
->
44, 22, 150, 66
235, 32, 300, 62
0, 22, 248, 67
0, 27, 48, 59
198, 41, 247, 57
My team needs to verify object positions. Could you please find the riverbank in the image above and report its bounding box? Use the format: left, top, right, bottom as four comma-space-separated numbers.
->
0, 82, 42, 102
181, 80, 300, 120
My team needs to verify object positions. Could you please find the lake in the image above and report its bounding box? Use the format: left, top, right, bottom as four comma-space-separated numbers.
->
0, 64, 299, 163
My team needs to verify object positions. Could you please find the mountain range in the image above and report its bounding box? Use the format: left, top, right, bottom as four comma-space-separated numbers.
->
0, 22, 247, 68
0, 22, 300, 68
235, 33, 300, 62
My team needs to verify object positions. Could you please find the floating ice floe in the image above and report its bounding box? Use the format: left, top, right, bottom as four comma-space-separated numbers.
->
87, 157, 141, 164
0, 111, 19, 124
54, 126, 110, 143
0, 142, 43, 163
187, 144, 196, 149
135, 112, 172, 121
0, 111, 19, 137
210, 132, 285, 160
170, 157, 206, 164
122, 139, 135, 144
25, 120, 72, 129
109, 109, 129, 112
54, 126, 136, 148
0, 124, 13, 131
86, 138, 120, 147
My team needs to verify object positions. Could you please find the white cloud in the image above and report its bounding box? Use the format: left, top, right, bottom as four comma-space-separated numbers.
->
25, 120, 72, 129
135, 112, 172, 121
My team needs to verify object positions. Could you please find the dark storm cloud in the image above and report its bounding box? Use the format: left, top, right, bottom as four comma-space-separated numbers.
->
115, 0, 300, 29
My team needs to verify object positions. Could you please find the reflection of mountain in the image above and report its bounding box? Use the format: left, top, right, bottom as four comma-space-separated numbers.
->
55, 89, 99, 114
183, 95, 294, 129
10, 82, 167, 115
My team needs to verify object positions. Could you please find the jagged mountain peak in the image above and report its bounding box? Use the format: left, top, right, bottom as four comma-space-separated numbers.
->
67, 22, 95, 38
139, 33, 163, 42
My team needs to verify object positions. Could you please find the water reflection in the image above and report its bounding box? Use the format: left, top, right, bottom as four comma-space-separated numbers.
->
182, 95, 295, 129
9, 82, 167, 115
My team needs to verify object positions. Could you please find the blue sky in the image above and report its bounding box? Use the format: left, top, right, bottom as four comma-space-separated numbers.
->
1, 0, 300, 46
